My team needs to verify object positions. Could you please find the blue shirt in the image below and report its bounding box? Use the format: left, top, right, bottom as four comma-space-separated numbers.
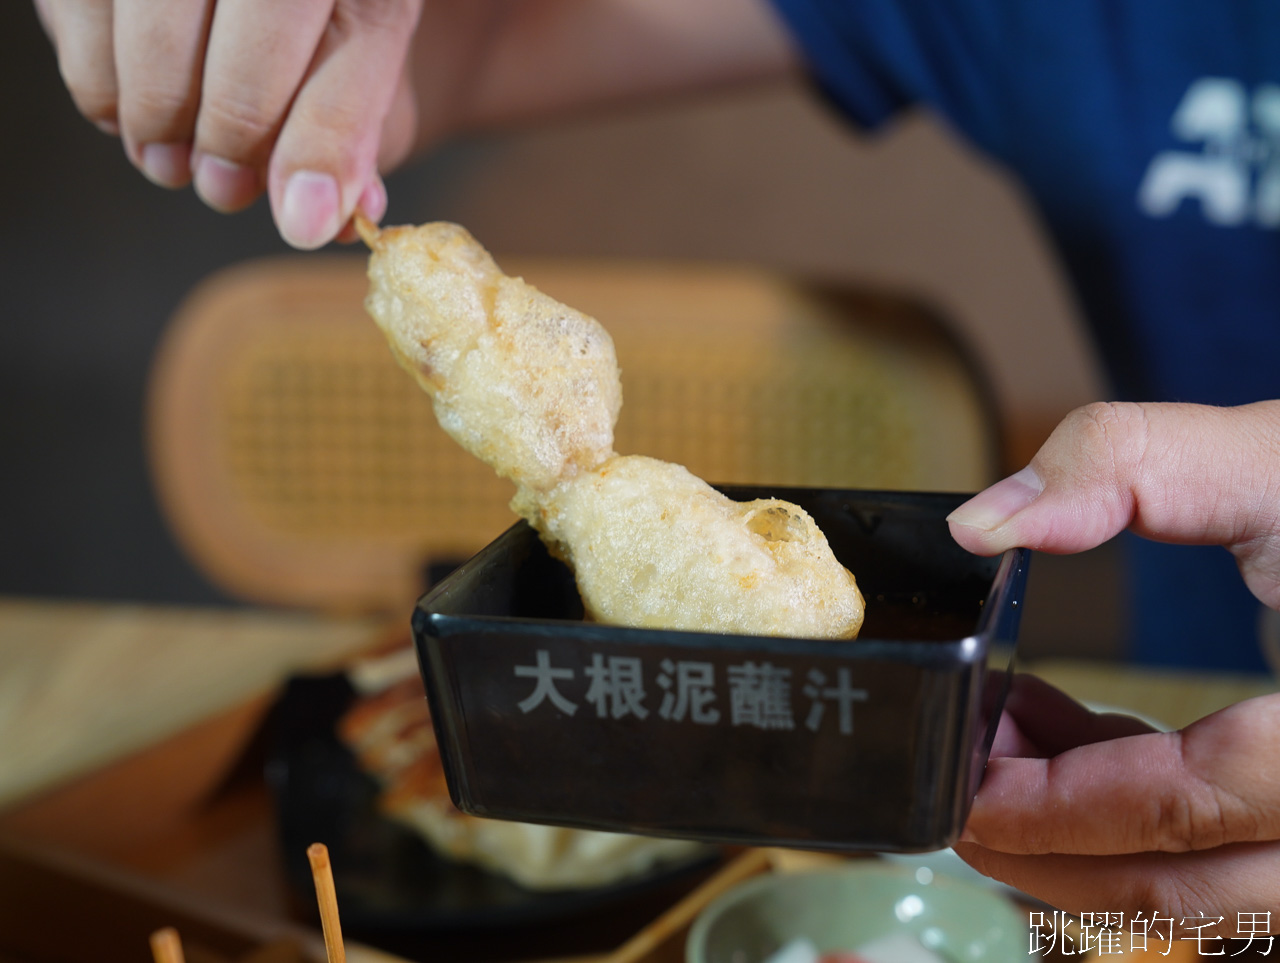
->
771, 0, 1280, 670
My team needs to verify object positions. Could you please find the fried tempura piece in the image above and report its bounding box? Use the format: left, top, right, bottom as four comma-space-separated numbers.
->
363, 221, 620, 492
359, 219, 864, 639
534, 455, 864, 637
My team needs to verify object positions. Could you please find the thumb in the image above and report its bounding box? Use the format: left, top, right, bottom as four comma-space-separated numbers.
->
947, 401, 1280, 608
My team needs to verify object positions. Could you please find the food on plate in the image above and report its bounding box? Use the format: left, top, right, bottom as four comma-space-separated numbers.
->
357, 218, 864, 639
338, 653, 706, 890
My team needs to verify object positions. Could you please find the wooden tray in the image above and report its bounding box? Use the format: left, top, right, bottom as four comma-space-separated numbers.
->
0, 691, 717, 963
1, 683, 1236, 963
0, 695, 331, 963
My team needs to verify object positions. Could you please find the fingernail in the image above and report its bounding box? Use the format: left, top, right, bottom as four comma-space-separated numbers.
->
96, 119, 120, 137
139, 143, 191, 189
280, 170, 341, 250
357, 175, 387, 224
946, 465, 1043, 532
193, 154, 257, 212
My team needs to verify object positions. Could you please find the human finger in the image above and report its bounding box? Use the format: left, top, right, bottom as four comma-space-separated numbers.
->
947, 401, 1280, 608
377, 65, 419, 173
266, 0, 421, 249
327, 67, 409, 244
964, 693, 1280, 856
991, 673, 1159, 760
34, 0, 53, 35
42, 0, 120, 134
190, 0, 336, 213
953, 839, 1280, 925
113, 0, 213, 188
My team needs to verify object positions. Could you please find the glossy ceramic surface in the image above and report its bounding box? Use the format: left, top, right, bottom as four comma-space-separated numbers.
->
686, 864, 1029, 963
415, 488, 1030, 852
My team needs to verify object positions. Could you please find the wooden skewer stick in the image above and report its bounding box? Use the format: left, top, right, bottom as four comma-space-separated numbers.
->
149, 927, 185, 963
307, 843, 347, 963
604, 849, 774, 963
353, 214, 383, 251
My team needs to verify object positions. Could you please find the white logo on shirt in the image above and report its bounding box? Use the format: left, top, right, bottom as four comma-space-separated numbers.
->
1137, 77, 1280, 227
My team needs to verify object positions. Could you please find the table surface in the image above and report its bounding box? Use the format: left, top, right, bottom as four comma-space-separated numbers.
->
4, 594, 1273, 808
0, 596, 384, 807
1031, 657, 1277, 730
1, 596, 1275, 963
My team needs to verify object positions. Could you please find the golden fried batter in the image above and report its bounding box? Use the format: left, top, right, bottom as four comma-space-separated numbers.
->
363, 221, 620, 492
359, 219, 864, 639
534, 455, 864, 637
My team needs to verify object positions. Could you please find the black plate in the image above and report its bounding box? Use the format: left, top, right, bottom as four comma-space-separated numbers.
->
264, 672, 718, 934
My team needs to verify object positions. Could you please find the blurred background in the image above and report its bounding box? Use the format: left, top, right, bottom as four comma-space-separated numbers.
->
0, 2, 1118, 659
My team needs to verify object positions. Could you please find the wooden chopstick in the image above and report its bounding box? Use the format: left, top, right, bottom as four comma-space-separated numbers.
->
149, 927, 185, 963
307, 843, 346, 963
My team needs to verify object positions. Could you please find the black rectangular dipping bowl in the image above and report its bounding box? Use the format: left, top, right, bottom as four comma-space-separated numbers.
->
412, 487, 1029, 854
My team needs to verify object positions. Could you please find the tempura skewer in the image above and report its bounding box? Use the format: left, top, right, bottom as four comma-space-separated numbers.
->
355, 217, 864, 639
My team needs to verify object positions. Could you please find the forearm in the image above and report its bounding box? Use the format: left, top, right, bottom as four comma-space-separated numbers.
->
37, 0, 800, 247
408, 0, 800, 153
